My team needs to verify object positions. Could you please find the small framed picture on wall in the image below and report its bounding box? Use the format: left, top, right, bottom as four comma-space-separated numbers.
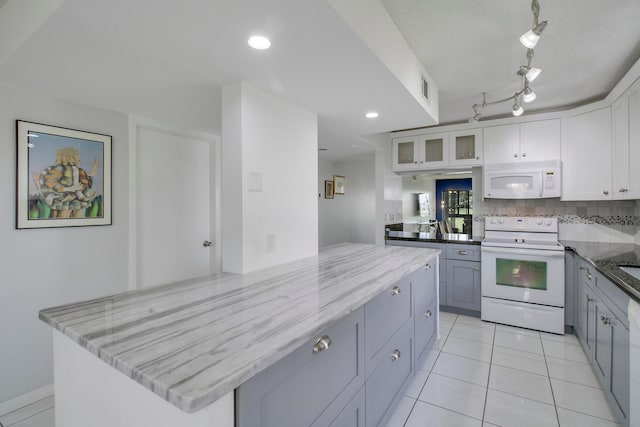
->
333, 175, 345, 195
324, 180, 334, 199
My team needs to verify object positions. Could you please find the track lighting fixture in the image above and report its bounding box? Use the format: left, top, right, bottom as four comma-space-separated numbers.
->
470, 0, 547, 121
512, 97, 524, 117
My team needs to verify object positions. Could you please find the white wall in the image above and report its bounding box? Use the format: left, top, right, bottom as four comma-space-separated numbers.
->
318, 155, 377, 247
318, 158, 348, 248
222, 82, 318, 273
0, 84, 130, 403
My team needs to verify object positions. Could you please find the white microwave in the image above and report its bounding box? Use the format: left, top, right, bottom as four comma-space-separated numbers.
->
483, 160, 561, 199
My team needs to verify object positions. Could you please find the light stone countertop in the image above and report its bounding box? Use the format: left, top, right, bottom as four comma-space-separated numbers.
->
39, 243, 439, 413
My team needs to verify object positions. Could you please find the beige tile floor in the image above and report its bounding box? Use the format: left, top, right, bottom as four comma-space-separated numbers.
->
385, 312, 621, 427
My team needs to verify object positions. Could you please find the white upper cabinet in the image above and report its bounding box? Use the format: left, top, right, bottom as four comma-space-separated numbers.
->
449, 129, 483, 167
520, 120, 561, 161
392, 132, 450, 171
483, 124, 520, 163
561, 107, 612, 201
483, 119, 560, 164
392, 129, 481, 172
612, 78, 640, 200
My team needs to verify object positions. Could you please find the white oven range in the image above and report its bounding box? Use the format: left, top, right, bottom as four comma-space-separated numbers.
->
481, 216, 565, 334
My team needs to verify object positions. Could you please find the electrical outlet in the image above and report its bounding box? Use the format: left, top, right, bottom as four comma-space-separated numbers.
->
266, 233, 276, 253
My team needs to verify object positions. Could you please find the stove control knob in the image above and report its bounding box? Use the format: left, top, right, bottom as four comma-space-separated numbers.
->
544, 219, 552, 226
536, 218, 543, 225
490, 218, 496, 224
498, 218, 504, 224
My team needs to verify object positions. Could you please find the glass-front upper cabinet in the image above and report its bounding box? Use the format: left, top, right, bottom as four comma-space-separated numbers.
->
392, 133, 450, 172
419, 132, 449, 168
449, 129, 483, 166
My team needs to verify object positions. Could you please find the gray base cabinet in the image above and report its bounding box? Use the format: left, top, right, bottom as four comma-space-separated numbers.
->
237, 262, 438, 427
573, 256, 630, 426
385, 240, 481, 314
446, 259, 481, 311
236, 307, 365, 427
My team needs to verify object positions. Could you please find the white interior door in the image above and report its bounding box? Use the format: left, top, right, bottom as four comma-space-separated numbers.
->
136, 125, 215, 288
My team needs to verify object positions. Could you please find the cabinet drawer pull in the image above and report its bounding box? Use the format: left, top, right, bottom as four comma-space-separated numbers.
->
600, 315, 611, 325
603, 190, 609, 195
391, 286, 401, 296
313, 335, 332, 353
587, 273, 592, 280
424, 310, 433, 318
458, 250, 469, 255
425, 263, 432, 270
391, 349, 401, 361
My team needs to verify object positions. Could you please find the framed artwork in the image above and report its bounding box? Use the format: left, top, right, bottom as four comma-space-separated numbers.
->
16, 120, 112, 229
324, 180, 334, 199
333, 175, 345, 195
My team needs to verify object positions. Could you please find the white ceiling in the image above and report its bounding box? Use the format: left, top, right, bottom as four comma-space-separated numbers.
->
381, 0, 640, 124
1, 0, 640, 160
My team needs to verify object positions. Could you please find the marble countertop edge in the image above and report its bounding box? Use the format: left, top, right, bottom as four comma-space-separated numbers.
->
39, 243, 440, 413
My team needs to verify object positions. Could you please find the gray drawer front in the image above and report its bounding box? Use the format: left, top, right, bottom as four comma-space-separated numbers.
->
365, 277, 412, 366
318, 385, 365, 427
413, 264, 437, 310
236, 307, 364, 427
365, 321, 414, 427
415, 298, 437, 364
446, 244, 481, 261
595, 272, 630, 325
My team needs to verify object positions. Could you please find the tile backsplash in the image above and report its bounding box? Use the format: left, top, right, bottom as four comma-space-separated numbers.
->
472, 198, 640, 242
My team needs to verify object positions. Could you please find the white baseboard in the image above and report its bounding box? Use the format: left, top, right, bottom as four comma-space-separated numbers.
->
0, 385, 54, 419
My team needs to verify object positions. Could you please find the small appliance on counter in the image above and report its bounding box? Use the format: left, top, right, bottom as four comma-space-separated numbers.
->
481, 216, 565, 334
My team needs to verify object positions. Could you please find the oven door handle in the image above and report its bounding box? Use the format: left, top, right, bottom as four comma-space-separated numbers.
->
481, 246, 565, 258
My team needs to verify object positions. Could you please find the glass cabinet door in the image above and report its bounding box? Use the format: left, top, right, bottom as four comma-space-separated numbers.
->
418, 132, 449, 168
449, 129, 483, 166
392, 136, 419, 171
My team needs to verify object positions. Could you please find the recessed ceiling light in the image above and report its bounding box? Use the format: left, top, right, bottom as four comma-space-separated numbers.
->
248, 36, 271, 50
365, 112, 379, 118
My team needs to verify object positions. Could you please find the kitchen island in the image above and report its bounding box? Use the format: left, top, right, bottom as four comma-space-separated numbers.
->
40, 243, 439, 427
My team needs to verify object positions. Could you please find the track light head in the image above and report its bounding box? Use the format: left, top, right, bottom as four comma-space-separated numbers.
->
526, 67, 542, 82
523, 87, 537, 103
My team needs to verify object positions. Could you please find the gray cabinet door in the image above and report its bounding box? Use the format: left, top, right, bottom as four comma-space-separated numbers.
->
593, 302, 612, 382
439, 257, 447, 306
415, 298, 437, 366
611, 318, 630, 423
365, 320, 414, 427
314, 385, 365, 427
446, 259, 481, 311
236, 307, 365, 427
412, 263, 437, 310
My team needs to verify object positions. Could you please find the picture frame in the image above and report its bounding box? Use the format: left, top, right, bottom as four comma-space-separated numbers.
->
333, 175, 345, 195
324, 180, 334, 199
16, 120, 112, 229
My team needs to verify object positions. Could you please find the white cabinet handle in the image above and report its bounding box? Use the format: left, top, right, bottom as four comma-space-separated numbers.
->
391, 349, 401, 361
313, 335, 332, 353
391, 286, 401, 295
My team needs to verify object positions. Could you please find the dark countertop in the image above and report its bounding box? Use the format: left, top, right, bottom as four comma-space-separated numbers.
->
563, 240, 640, 303
386, 231, 482, 245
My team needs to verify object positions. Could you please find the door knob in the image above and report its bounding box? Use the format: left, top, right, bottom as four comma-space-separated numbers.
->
203, 240, 212, 247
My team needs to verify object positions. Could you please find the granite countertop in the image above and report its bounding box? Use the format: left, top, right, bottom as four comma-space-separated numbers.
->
386, 231, 482, 245
563, 240, 640, 303
39, 243, 439, 414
